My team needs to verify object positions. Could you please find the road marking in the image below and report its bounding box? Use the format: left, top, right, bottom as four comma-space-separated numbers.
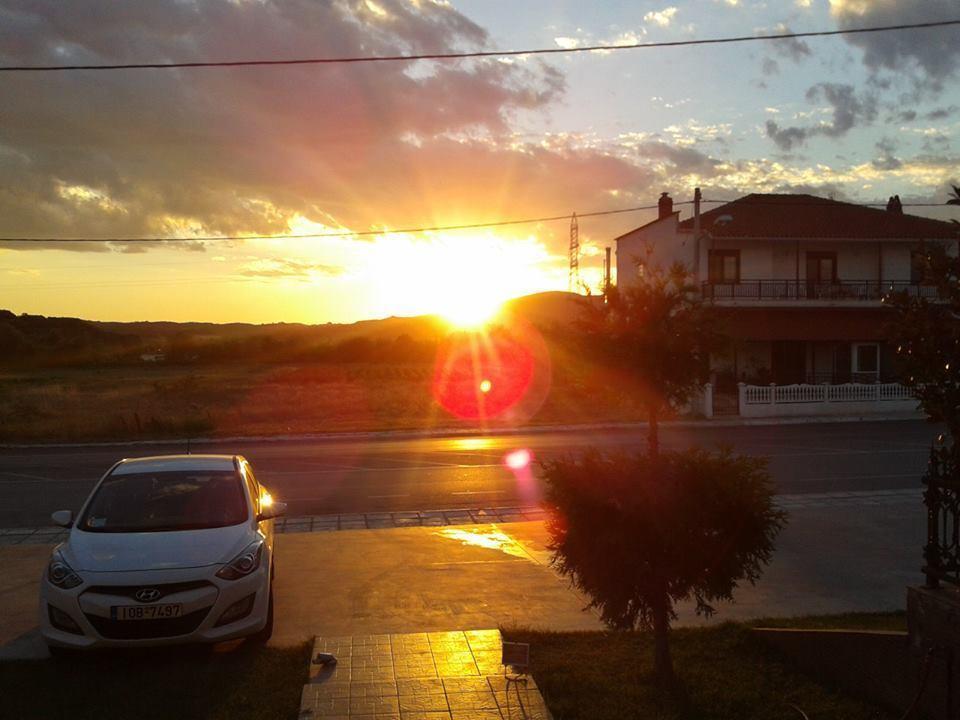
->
0, 471, 69, 483
795, 472, 920, 482
368, 494, 410, 499
451, 490, 505, 495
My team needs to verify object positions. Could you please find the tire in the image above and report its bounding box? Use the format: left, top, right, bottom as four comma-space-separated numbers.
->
253, 576, 274, 644
47, 645, 75, 661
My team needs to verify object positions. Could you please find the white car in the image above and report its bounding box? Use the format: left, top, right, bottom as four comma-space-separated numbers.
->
40, 454, 285, 653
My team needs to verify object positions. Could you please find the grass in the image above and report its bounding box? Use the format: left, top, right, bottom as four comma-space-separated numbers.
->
0, 641, 311, 720
504, 613, 906, 720
0, 359, 653, 442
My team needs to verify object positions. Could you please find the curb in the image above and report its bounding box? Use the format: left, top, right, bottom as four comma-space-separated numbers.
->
0, 489, 922, 545
0, 413, 925, 450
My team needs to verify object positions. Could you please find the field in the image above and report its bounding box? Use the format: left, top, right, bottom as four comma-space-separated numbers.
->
0, 355, 654, 443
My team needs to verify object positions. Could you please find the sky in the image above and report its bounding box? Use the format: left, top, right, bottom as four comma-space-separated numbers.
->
1, 0, 959, 324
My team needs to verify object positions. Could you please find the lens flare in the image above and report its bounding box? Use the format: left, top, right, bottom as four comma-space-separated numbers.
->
504, 448, 532, 471
432, 317, 552, 425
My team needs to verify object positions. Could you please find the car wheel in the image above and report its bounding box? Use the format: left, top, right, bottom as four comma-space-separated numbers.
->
253, 576, 274, 644
47, 645, 74, 661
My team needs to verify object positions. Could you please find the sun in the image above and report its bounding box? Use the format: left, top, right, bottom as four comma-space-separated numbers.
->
441, 295, 503, 329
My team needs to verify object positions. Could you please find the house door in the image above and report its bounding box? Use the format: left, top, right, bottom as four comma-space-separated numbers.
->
772, 341, 806, 384
806, 252, 837, 299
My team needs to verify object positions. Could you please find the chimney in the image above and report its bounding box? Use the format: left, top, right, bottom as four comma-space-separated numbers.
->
886, 195, 903, 214
658, 191, 673, 220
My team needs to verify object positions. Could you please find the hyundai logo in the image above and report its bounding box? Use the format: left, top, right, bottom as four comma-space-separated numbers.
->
134, 588, 162, 603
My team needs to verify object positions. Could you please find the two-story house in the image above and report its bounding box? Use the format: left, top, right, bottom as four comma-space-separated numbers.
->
615, 192, 959, 416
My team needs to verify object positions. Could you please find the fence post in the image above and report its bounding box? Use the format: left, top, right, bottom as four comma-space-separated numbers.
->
823, 383, 830, 403
769, 383, 776, 405
703, 383, 713, 419
738, 382, 746, 410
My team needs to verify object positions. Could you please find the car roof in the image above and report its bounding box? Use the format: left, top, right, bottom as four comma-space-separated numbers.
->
111, 454, 241, 475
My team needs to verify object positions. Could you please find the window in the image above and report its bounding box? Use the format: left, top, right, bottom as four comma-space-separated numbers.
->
708, 250, 740, 283
78, 470, 248, 533
806, 252, 837, 282
852, 343, 879, 378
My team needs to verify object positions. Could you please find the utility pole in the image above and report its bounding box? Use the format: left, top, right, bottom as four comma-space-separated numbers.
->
693, 187, 702, 280
603, 246, 612, 296
569, 212, 580, 293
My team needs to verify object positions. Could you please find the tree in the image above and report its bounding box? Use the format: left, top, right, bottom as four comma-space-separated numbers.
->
542, 448, 785, 688
948, 184, 960, 207
578, 261, 724, 456
887, 242, 960, 442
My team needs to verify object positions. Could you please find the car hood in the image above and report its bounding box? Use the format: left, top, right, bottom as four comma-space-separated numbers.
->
65, 524, 253, 572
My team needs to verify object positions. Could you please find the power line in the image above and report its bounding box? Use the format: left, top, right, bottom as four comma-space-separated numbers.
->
2, 20, 958, 72
0, 202, 689, 243
1, 197, 953, 246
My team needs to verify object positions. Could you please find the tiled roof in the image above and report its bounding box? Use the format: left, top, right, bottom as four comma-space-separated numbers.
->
677, 193, 959, 240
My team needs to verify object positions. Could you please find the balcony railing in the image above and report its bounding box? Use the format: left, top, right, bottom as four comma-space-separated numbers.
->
702, 280, 939, 302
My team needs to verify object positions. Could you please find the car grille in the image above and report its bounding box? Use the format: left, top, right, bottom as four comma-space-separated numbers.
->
83, 580, 214, 601
85, 607, 211, 640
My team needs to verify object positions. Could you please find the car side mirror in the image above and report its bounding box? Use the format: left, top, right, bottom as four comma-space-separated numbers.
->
51, 510, 73, 528
257, 502, 287, 522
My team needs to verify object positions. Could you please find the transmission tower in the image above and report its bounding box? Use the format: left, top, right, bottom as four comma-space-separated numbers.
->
568, 212, 580, 293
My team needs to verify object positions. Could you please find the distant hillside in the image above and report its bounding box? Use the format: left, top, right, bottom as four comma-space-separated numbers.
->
0, 309, 139, 365
0, 291, 588, 368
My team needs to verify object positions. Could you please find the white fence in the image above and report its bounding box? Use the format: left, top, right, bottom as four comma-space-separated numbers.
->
738, 382, 918, 418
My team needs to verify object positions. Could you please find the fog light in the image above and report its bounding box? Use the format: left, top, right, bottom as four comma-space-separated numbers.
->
48, 604, 83, 635
215, 593, 256, 627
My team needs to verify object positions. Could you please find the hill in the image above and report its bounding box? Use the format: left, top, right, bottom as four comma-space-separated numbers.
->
0, 291, 586, 368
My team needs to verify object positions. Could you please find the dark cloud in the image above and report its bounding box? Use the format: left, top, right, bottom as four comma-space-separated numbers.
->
832, 0, 960, 93
765, 83, 877, 150
925, 106, 958, 121
872, 138, 902, 170
0, 0, 663, 256
636, 142, 722, 177
769, 24, 812, 63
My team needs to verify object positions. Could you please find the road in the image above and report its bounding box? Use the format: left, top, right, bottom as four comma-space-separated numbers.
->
0, 419, 938, 528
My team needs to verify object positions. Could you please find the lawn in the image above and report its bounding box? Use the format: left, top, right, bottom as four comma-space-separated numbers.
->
0, 642, 311, 720
504, 612, 906, 720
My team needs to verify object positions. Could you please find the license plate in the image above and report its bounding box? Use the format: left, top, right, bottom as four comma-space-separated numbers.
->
111, 604, 182, 621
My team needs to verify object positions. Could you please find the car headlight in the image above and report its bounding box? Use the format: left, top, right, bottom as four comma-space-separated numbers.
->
216, 540, 264, 581
47, 551, 82, 590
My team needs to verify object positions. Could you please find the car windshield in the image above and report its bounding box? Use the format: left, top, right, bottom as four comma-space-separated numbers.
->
78, 470, 248, 533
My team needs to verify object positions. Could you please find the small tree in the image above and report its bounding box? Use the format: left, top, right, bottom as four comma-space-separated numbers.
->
579, 260, 724, 456
887, 242, 960, 441
543, 448, 785, 688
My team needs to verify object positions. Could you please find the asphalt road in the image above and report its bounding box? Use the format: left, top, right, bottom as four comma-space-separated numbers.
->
0, 419, 939, 528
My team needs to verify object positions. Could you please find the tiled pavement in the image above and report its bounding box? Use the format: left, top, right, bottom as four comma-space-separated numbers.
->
300, 630, 551, 720
0, 489, 922, 545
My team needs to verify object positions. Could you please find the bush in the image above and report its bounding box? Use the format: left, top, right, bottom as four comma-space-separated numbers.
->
542, 447, 786, 688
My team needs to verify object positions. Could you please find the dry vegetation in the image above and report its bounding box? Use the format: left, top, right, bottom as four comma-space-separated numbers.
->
0, 352, 654, 443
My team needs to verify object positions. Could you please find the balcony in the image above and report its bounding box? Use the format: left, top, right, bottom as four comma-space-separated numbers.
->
701, 280, 939, 303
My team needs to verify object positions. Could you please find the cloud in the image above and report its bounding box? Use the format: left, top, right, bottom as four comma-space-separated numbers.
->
1, 0, 639, 256
830, 0, 960, 92
636, 141, 723, 177
765, 83, 877, 150
768, 24, 812, 62
644, 7, 678, 27
872, 138, 902, 170
239, 258, 345, 279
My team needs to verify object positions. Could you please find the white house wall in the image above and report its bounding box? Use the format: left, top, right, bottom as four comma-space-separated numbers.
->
615, 215, 694, 282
